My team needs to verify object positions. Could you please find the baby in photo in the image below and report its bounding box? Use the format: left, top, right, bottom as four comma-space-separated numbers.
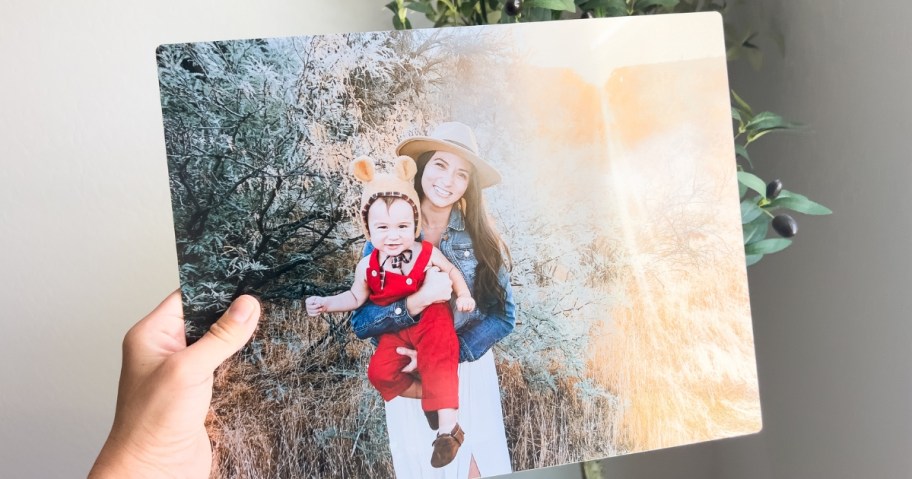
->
306, 156, 473, 468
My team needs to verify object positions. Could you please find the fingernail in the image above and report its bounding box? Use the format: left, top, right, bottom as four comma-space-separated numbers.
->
227, 296, 257, 323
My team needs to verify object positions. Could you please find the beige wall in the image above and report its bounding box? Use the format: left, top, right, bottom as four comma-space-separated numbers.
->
721, 2, 912, 477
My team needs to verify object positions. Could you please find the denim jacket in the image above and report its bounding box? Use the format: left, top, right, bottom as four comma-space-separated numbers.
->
350, 209, 516, 362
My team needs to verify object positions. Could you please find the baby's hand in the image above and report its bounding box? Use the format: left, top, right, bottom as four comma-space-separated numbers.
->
455, 295, 475, 312
305, 296, 327, 316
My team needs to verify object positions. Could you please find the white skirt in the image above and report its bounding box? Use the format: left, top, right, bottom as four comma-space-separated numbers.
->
385, 350, 512, 478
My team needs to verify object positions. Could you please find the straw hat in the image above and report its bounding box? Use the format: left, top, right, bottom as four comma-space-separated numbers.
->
395, 122, 502, 189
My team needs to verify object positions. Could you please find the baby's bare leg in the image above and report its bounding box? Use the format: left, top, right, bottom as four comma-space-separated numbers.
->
399, 378, 423, 399
468, 455, 480, 479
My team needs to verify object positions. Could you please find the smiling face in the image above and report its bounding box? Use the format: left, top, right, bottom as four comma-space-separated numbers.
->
420, 151, 473, 209
366, 198, 417, 257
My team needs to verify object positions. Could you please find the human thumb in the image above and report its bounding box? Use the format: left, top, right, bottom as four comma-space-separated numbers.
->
181, 295, 261, 373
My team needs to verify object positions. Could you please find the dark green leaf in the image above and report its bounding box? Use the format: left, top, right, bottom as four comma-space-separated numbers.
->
743, 215, 770, 244
744, 111, 801, 143
776, 189, 797, 199
731, 90, 753, 116
636, 0, 679, 11
735, 144, 752, 167
768, 192, 833, 215
737, 171, 767, 198
580, 0, 627, 15
439, 0, 458, 13
745, 238, 792, 255
731, 107, 742, 122
526, 0, 578, 12
734, 143, 749, 159
405, 1, 434, 14
580, 0, 627, 11
741, 199, 763, 224
435, 14, 452, 27
738, 30, 758, 47
459, 0, 477, 17
744, 111, 797, 132
526, 6, 553, 20
738, 180, 747, 198
745, 253, 763, 267
385, 0, 400, 14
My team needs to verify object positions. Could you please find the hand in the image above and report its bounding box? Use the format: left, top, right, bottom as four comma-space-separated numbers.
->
306, 296, 327, 316
406, 267, 453, 316
89, 291, 261, 479
455, 295, 475, 312
397, 347, 418, 373
419, 266, 454, 302
421, 266, 454, 303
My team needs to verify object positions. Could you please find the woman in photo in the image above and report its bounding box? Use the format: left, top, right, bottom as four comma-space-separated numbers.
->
351, 121, 515, 479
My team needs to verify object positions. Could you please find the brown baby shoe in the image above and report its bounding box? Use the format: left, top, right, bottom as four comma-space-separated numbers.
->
430, 423, 465, 468
424, 411, 439, 430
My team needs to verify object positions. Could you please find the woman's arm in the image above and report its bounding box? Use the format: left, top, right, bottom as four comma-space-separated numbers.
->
395, 269, 515, 362
350, 268, 455, 338
456, 266, 516, 362
350, 298, 416, 340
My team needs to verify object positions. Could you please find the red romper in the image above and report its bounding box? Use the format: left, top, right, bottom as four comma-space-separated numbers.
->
365, 241, 460, 412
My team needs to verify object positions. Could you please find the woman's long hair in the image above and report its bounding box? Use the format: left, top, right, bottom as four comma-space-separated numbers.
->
415, 152, 511, 315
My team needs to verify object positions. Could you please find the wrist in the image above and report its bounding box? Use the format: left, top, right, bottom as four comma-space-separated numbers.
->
406, 293, 429, 317
90, 423, 210, 479
90, 440, 167, 479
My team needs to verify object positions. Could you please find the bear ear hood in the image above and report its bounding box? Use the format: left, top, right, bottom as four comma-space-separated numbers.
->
393, 155, 417, 183
350, 155, 422, 240
350, 156, 375, 183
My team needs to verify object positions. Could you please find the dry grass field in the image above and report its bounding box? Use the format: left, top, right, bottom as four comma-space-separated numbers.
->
208, 306, 393, 478
591, 263, 761, 452
206, 303, 621, 477
203, 225, 760, 477
588, 196, 761, 453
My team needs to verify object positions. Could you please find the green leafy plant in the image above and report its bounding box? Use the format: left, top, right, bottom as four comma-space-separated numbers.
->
385, 0, 831, 265
732, 91, 831, 265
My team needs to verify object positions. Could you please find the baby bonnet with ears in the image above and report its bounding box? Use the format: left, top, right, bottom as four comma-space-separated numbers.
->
351, 155, 422, 239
